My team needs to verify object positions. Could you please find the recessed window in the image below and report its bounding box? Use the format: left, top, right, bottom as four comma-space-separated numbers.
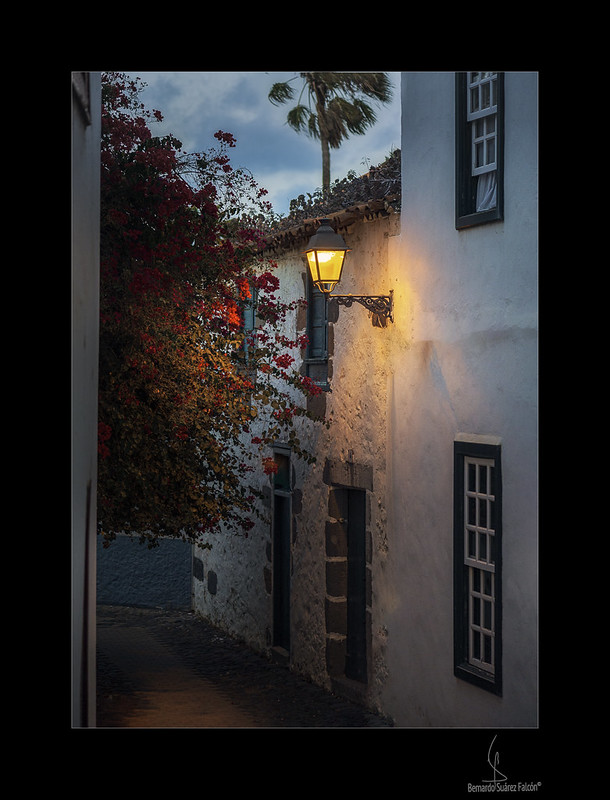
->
235, 282, 258, 379
273, 448, 292, 651
305, 274, 329, 388
455, 72, 504, 229
454, 439, 502, 694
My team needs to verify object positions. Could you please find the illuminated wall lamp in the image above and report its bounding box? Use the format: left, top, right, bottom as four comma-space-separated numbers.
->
304, 219, 393, 327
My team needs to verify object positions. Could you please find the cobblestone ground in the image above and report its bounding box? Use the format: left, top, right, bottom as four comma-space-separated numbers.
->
96, 605, 393, 729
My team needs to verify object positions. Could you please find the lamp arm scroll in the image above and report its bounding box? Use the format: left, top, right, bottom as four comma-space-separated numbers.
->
332, 290, 394, 326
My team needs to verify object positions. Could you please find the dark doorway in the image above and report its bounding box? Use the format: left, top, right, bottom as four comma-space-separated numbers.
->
272, 451, 291, 651
345, 488, 367, 682
329, 485, 368, 682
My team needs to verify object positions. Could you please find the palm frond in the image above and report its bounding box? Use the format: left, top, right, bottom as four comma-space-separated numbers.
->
268, 82, 295, 106
286, 104, 316, 136
325, 97, 377, 145
326, 72, 393, 103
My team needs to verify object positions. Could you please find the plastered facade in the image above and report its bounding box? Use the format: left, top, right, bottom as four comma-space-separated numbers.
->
193, 213, 398, 711
193, 71, 538, 728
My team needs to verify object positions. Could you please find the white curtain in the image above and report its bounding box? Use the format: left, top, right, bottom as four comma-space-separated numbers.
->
476, 170, 497, 212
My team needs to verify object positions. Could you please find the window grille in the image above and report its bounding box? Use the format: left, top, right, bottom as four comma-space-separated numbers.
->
464, 457, 496, 674
454, 440, 502, 694
467, 72, 498, 177
455, 72, 504, 228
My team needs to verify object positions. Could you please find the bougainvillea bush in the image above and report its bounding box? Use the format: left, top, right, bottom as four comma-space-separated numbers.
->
98, 73, 323, 547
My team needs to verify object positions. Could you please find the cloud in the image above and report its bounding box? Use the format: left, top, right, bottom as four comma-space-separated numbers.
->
123, 70, 401, 216
253, 165, 324, 215
129, 72, 290, 150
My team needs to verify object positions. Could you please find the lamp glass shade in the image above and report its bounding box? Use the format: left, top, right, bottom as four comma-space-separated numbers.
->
304, 219, 349, 293
306, 249, 346, 293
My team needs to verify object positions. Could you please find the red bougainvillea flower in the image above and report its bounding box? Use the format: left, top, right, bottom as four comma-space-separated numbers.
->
262, 457, 279, 475
97, 73, 326, 547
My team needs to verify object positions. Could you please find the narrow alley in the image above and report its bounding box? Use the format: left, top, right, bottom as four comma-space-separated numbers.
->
96, 605, 393, 729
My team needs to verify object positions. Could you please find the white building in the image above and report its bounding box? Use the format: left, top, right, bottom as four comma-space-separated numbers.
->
72, 71, 101, 728
192, 71, 538, 727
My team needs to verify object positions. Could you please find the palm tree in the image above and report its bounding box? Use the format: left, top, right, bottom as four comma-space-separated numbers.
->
269, 72, 393, 194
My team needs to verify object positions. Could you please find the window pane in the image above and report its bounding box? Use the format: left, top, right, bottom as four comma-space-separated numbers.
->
479, 532, 487, 561
472, 568, 480, 593
468, 530, 476, 558
487, 138, 496, 165
483, 634, 492, 664
479, 498, 488, 527
274, 454, 290, 491
481, 82, 491, 109
473, 630, 481, 660
309, 290, 326, 357
468, 496, 476, 525
468, 463, 476, 492
470, 87, 479, 112
476, 142, 484, 168
473, 596, 480, 625
242, 302, 254, 330
483, 600, 492, 629
479, 464, 487, 493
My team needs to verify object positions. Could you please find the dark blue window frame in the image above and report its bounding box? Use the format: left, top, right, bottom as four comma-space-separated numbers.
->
305, 274, 329, 389
455, 72, 504, 230
454, 439, 503, 695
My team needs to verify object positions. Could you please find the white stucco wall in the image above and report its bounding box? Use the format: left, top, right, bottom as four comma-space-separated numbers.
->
380, 71, 538, 726
192, 214, 399, 704
291, 214, 399, 696
72, 72, 101, 728
191, 256, 311, 653
192, 71, 538, 729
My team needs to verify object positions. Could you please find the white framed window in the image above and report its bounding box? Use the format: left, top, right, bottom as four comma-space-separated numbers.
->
464, 456, 497, 674
472, 115, 497, 176
467, 72, 497, 118
468, 72, 498, 212
454, 439, 502, 694
455, 72, 504, 228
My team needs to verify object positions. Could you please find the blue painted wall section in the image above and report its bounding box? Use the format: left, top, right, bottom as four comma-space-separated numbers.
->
97, 535, 192, 609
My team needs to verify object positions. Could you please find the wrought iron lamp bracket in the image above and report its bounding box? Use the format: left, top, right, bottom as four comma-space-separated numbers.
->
331, 289, 394, 327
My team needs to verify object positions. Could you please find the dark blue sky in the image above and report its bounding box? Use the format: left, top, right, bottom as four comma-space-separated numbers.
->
125, 71, 402, 218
